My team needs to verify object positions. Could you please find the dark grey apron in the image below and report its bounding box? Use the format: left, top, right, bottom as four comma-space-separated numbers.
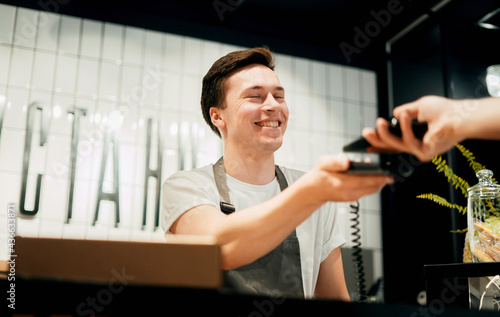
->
213, 157, 304, 298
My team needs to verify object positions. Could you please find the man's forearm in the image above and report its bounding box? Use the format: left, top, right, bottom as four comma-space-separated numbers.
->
215, 174, 323, 270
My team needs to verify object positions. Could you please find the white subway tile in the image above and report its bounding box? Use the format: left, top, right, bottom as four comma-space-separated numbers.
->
363, 104, 377, 129
161, 149, 180, 181
99, 61, 120, 102
91, 201, 119, 230
45, 134, 71, 179
3, 87, 30, 130
360, 192, 381, 211
310, 94, 328, 132
8, 48, 34, 88
29, 90, 53, 129
0, 173, 20, 215
0, 46, 12, 85
108, 226, 132, 241
85, 223, 110, 240
345, 67, 360, 101
329, 134, 344, 154
290, 93, 310, 130
117, 105, 139, 145
311, 60, 327, 95
134, 146, 146, 186
102, 22, 123, 62
372, 250, 384, 281
144, 30, 163, 67
288, 129, 310, 167
111, 186, 136, 234
14, 8, 39, 48
39, 177, 68, 224
0, 215, 8, 260
0, 129, 24, 173
310, 131, 328, 158
363, 213, 382, 249
294, 58, 310, 93
346, 102, 361, 135
160, 109, 180, 149
164, 33, 183, 72
181, 75, 200, 113
50, 94, 74, 135
16, 217, 41, 237
329, 99, 344, 135
35, 12, 60, 52
275, 54, 293, 92
183, 37, 202, 75
69, 179, 92, 223
0, 4, 16, 45
76, 58, 99, 98
123, 26, 144, 66
142, 65, 163, 107
119, 144, 138, 185
362, 70, 377, 103
80, 19, 102, 59
200, 40, 222, 76
59, 15, 81, 55
31, 51, 56, 91
162, 73, 181, 110
119, 65, 141, 102
26, 131, 48, 175
61, 221, 87, 239
328, 64, 343, 99
54, 55, 78, 94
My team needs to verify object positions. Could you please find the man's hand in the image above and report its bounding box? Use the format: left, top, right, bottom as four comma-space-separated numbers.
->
302, 154, 393, 203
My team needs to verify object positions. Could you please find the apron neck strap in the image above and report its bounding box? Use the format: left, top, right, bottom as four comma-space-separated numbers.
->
213, 156, 288, 214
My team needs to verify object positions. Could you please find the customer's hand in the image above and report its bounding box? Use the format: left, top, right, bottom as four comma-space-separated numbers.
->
362, 96, 465, 162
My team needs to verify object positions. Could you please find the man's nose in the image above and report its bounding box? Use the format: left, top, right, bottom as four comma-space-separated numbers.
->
262, 93, 280, 111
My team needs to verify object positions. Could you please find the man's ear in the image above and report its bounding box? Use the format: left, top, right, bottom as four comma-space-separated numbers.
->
210, 107, 225, 130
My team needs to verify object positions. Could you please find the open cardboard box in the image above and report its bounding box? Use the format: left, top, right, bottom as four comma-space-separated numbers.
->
1, 235, 222, 289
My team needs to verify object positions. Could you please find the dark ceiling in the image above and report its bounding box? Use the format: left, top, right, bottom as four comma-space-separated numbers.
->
2, 0, 498, 69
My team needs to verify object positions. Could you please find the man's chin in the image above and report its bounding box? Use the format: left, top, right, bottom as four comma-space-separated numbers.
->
259, 138, 283, 153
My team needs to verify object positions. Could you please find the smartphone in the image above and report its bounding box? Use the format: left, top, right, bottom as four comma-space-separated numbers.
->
342, 118, 428, 177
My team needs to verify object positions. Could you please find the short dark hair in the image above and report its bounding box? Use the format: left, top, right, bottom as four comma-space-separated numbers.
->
201, 46, 275, 137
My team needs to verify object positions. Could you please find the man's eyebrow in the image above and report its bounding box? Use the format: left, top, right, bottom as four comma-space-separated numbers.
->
243, 85, 285, 92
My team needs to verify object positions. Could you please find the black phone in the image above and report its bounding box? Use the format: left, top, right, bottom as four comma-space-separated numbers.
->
342, 118, 428, 177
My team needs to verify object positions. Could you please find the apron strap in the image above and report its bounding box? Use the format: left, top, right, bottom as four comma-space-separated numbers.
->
213, 157, 235, 214
213, 157, 288, 214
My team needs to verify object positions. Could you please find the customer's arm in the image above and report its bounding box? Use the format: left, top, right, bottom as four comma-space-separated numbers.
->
170, 155, 392, 270
363, 96, 500, 161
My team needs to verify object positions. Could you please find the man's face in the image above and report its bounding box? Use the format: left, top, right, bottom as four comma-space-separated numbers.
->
217, 64, 289, 154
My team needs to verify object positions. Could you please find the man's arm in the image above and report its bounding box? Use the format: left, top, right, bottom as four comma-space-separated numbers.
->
314, 247, 351, 300
170, 155, 392, 270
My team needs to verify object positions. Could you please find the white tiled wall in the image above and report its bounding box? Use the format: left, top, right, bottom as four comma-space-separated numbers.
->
0, 4, 382, 279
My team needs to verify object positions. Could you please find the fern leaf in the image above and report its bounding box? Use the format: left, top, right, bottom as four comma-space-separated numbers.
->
455, 143, 497, 183
431, 155, 470, 198
417, 193, 467, 215
451, 228, 468, 234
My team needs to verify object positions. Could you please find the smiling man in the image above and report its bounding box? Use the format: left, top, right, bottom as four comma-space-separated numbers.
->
161, 47, 392, 299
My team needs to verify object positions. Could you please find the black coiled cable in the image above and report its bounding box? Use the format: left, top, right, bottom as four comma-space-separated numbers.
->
350, 200, 367, 302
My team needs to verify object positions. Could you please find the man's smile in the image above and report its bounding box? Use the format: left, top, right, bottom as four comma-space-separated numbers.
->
254, 120, 282, 128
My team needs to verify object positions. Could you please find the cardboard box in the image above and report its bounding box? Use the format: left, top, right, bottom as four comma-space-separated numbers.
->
11, 235, 222, 289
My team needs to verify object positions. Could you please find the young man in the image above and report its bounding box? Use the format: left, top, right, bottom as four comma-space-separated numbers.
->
161, 47, 392, 299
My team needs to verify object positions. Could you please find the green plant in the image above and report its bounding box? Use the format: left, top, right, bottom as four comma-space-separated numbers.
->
416, 144, 498, 262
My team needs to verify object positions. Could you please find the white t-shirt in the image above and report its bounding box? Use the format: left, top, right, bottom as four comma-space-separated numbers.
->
160, 163, 346, 298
